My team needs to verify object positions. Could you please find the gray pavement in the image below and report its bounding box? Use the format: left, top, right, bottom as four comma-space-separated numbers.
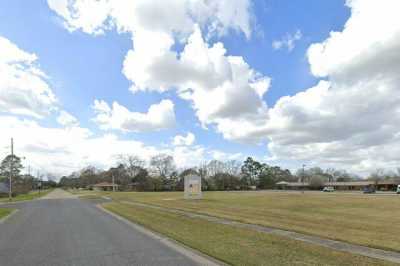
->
0, 190, 201, 266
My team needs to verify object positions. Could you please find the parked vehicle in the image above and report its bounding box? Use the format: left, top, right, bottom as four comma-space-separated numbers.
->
397, 185, 400, 194
322, 186, 335, 192
363, 186, 376, 194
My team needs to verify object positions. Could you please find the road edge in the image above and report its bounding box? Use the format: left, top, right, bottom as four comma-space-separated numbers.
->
0, 209, 19, 224
96, 204, 225, 266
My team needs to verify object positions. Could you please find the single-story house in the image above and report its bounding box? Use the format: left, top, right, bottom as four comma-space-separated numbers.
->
92, 182, 119, 191
0, 182, 9, 197
279, 180, 400, 191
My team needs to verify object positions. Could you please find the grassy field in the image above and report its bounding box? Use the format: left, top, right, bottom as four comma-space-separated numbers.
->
0, 189, 52, 202
0, 208, 13, 219
98, 191, 400, 252
103, 202, 395, 266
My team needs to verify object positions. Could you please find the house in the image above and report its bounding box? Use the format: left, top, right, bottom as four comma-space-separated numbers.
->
0, 182, 9, 197
279, 180, 400, 191
91, 182, 119, 191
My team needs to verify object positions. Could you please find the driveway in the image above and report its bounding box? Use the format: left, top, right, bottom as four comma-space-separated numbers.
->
0, 189, 202, 266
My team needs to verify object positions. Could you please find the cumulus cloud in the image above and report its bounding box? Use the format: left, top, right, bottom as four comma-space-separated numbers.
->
92, 99, 175, 132
173, 132, 195, 146
0, 116, 242, 177
46, 0, 400, 174
264, 0, 400, 173
47, 0, 253, 38
57, 111, 79, 127
0, 36, 57, 118
272, 29, 302, 52
47, 0, 268, 142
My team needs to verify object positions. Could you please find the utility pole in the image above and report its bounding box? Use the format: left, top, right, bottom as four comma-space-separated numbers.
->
37, 170, 41, 195
112, 173, 115, 192
302, 164, 306, 194
9, 138, 13, 201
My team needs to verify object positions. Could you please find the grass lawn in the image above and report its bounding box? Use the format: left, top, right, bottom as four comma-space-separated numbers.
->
0, 208, 13, 219
0, 189, 52, 202
101, 191, 400, 252
103, 202, 395, 266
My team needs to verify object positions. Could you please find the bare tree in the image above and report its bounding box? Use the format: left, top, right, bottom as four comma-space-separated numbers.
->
224, 160, 242, 176
150, 154, 175, 177
117, 154, 145, 179
206, 160, 225, 177
197, 162, 208, 179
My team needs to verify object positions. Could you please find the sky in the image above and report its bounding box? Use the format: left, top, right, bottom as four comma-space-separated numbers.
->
0, 0, 399, 179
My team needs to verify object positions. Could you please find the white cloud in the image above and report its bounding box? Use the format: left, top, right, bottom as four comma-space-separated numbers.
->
47, 0, 253, 38
173, 132, 195, 146
46, 0, 400, 175
92, 99, 175, 132
263, 0, 400, 174
272, 29, 302, 52
0, 116, 243, 177
123, 26, 272, 144
47, 0, 264, 141
0, 36, 57, 118
57, 111, 79, 127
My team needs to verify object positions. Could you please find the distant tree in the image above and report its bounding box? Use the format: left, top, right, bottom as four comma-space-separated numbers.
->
206, 160, 225, 177
309, 176, 324, 189
108, 164, 130, 188
211, 173, 240, 190
241, 157, 264, 186
150, 154, 175, 178
224, 160, 242, 176
258, 168, 275, 189
117, 154, 145, 180
134, 168, 154, 191
79, 166, 99, 187
0, 154, 23, 178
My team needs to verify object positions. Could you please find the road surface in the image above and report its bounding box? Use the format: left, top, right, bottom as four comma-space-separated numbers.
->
0, 189, 202, 266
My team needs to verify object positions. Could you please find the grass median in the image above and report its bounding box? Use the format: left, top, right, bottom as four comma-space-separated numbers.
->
0, 208, 13, 219
102, 191, 400, 252
0, 189, 52, 203
103, 202, 395, 266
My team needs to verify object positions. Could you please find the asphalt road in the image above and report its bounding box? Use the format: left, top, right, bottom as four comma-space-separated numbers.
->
0, 190, 200, 266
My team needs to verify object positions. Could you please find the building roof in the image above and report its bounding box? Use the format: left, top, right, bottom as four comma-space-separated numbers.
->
286, 182, 309, 187
377, 180, 400, 185
325, 181, 374, 186
283, 180, 399, 187
276, 181, 290, 185
93, 182, 119, 187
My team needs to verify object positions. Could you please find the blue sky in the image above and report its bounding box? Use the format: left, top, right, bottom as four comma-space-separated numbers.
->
1, 0, 398, 177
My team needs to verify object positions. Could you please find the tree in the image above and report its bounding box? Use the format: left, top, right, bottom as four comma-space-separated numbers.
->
241, 157, 264, 186
211, 173, 240, 190
224, 160, 242, 176
134, 168, 154, 191
0, 154, 23, 179
150, 154, 175, 178
206, 160, 225, 177
309, 176, 324, 189
117, 154, 145, 180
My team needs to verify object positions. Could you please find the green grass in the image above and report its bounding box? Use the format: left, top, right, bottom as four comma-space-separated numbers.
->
0, 189, 52, 202
0, 208, 13, 219
103, 202, 395, 266
102, 191, 400, 252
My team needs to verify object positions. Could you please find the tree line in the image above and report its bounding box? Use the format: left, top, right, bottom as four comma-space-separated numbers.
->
59, 154, 400, 191
2, 153, 400, 194
0, 154, 57, 196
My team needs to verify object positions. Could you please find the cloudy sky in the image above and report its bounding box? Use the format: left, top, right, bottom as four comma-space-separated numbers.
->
1, 0, 399, 178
